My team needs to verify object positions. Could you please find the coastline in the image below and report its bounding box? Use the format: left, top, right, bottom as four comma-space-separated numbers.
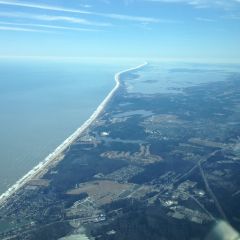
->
0, 62, 147, 207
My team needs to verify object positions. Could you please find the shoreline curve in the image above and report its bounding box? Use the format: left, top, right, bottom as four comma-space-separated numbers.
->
0, 61, 148, 207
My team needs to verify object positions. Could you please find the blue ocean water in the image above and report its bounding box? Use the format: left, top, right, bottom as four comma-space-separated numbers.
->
0, 58, 139, 194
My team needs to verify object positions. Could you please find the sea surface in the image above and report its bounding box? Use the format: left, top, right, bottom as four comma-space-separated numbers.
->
0, 58, 140, 194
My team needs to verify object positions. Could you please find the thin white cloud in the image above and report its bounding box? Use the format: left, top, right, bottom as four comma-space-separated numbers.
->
0, 25, 49, 32
0, 21, 101, 32
196, 17, 216, 22
147, 0, 190, 2
0, 0, 160, 23
223, 13, 240, 20
98, 13, 159, 23
146, 0, 240, 9
145, 0, 201, 5
79, 4, 92, 8
29, 15, 111, 27
0, 11, 111, 27
0, 0, 91, 14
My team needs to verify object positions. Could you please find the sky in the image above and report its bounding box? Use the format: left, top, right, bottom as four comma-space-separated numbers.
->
0, 0, 240, 61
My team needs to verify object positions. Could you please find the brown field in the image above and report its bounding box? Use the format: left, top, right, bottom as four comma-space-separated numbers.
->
67, 180, 135, 206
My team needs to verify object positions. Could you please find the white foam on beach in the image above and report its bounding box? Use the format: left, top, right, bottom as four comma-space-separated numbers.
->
0, 62, 147, 207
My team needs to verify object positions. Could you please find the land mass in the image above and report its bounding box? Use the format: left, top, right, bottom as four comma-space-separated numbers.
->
0, 63, 240, 240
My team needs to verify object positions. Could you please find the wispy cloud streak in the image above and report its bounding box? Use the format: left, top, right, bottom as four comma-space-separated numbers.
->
0, 25, 49, 32
196, 17, 216, 22
146, 0, 240, 10
0, 0, 160, 23
0, 21, 101, 32
0, 11, 111, 27
0, 0, 91, 14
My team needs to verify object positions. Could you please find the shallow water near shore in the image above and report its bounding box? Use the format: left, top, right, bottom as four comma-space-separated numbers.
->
0, 58, 140, 194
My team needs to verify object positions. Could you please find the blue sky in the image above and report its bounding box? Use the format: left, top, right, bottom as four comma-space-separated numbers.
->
0, 0, 240, 61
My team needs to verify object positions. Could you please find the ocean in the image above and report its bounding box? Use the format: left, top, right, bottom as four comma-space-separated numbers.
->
0, 58, 140, 194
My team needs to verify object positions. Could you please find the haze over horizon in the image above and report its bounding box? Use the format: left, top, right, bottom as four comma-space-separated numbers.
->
0, 0, 240, 61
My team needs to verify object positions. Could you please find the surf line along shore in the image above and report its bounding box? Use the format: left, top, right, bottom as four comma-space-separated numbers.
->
0, 62, 148, 207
